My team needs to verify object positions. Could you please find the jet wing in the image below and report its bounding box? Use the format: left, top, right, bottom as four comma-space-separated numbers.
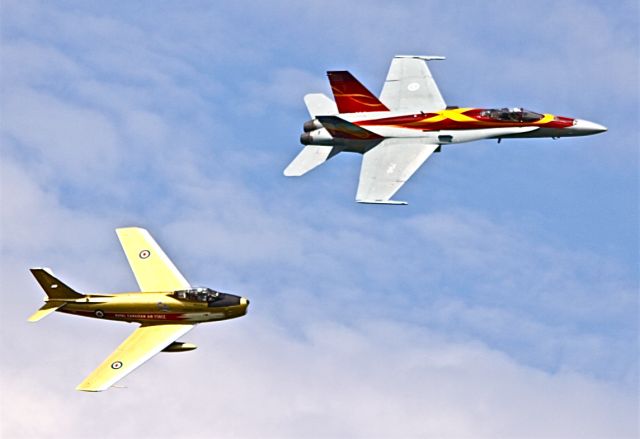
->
76, 323, 194, 391
379, 55, 446, 113
116, 227, 190, 292
356, 139, 439, 205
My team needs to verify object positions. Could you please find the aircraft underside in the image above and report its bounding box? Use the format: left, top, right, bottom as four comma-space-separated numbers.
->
285, 56, 606, 204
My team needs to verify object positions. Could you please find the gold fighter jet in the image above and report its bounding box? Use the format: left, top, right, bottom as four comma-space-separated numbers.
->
28, 227, 249, 392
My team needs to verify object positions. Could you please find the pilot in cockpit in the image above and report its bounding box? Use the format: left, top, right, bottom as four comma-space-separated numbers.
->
481, 107, 543, 123
174, 288, 220, 302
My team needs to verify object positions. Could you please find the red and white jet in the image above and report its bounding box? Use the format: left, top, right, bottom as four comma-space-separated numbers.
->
284, 55, 607, 205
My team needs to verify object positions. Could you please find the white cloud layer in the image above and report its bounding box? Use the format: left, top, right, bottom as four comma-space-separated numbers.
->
1, 315, 637, 439
1, 0, 637, 437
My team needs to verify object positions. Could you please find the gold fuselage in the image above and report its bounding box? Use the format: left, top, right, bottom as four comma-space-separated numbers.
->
57, 291, 248, 324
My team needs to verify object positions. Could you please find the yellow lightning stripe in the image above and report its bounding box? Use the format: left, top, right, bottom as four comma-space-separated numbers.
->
422, 108, 476, 123
534, 114, 555, 124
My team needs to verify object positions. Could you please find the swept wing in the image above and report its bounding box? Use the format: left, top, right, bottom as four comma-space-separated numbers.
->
76, 323, 194, 391
116, 227, 190, 292
75, 227, 194, 391
379, 55, 446, 113
356, 139, 439, 204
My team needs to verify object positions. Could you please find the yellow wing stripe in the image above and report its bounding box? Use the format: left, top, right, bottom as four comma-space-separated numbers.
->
423, 108, 477, 123
76, 323, 194, 392
534, 113, 555, 124
116, 227, 190, 292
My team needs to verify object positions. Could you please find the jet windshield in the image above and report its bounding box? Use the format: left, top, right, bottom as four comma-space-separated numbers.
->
481, 108, 543, 123
173, 287, 221, 302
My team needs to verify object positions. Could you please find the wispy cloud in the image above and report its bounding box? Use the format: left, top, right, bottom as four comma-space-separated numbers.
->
1, 0, 637, 437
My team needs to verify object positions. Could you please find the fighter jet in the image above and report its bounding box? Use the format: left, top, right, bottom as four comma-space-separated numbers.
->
28, 227, 249, 392
284, 55, 607, 204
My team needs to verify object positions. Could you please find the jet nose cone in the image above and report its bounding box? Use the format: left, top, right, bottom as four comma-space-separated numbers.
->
573, 119, 607, 135
240, 297, 250, 307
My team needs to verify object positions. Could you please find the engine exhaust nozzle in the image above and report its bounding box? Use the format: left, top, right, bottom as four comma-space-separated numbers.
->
300, 133, 313, 145
303, 119, 323, 132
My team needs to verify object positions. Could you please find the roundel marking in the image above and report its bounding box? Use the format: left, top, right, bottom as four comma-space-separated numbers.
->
407, 82, 420, 91
139, 250, 151, 259
95, 310, 105, 318
111, 361, 123, 369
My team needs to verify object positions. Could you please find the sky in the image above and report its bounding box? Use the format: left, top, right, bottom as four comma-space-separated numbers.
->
1, 0, 638, 438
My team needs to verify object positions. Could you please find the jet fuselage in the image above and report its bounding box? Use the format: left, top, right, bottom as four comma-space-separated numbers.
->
57, 289, 248, 324
301, 106, 607, 151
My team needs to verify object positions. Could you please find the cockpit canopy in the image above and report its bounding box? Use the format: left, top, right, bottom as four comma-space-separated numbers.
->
173, 287, 221, 302
480, 107, 543, 123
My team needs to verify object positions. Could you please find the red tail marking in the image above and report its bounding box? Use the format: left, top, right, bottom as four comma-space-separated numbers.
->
327, 71, 389, 114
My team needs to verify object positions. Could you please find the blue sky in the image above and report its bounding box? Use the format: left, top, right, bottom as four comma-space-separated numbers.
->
1, 1, 638, 438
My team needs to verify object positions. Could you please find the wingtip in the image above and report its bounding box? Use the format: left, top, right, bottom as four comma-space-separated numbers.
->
76, 388, 102, 393
394, 55, 446, 61
283, 168, 297, 177
76, 377, 113, 391
356, 199, 408, 206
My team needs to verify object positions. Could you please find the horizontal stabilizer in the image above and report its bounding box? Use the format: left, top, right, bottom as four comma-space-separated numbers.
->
316, 116, 382, 141
304, 93, 337, 117
284, 145, 337, 177
28, 301, 65, 322
327, 71, 389, 113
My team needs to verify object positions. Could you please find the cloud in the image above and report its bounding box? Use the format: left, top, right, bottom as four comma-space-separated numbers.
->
1, 0, 637, 437
1, 313, 637, 439
3, 143, 636, 437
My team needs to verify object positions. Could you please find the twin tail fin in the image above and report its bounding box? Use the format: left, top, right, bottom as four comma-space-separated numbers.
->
327, 71, 389, 113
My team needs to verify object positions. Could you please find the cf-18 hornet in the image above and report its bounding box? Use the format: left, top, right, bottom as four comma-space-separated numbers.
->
284, 55, 607, 204
28, 227, 249, 392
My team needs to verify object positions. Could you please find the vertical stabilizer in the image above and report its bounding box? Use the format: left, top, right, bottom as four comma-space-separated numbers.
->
379, 55, 446, 112
327, 71, 389, 113
30, 268, 84, 299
